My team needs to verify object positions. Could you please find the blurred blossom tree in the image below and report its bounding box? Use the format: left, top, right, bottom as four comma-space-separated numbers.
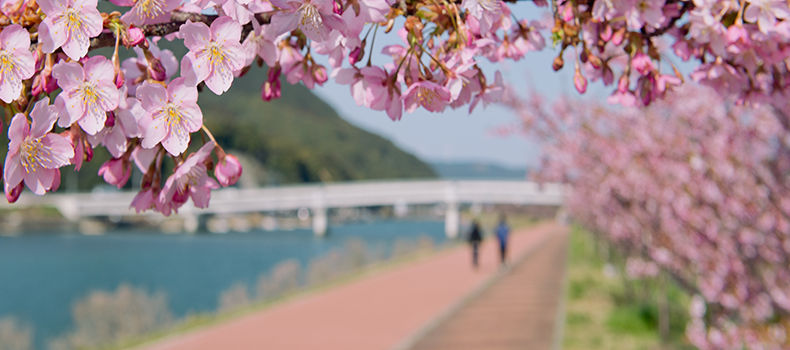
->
504, 84, 790, 349
0, 317, 33, 350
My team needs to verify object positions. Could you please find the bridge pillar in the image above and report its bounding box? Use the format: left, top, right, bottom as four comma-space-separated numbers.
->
444, 203, 460, 239
183, 214, 199, 233
312, 207, 328, 236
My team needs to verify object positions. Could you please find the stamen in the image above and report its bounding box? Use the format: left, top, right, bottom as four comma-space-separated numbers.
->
135, 0, 166, 19
297, 3, 324, 35
19, 138, 53, 173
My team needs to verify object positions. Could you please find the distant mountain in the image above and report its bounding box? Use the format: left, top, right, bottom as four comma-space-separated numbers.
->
429, 162, 528, 180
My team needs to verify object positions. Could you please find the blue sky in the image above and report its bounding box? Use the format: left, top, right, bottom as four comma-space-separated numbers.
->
308, 4, 615, 169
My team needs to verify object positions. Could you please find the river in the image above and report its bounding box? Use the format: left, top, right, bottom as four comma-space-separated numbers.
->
0, 220, 447, 349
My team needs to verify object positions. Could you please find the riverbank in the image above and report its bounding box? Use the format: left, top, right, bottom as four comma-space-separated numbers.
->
130, 221, 562, 350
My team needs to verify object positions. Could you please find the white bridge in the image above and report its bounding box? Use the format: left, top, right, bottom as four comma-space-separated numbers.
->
1, 180, 566, 237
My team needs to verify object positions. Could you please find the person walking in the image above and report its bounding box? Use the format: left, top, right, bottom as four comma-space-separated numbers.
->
468, 220, 483, 268
495, 214, 510, 266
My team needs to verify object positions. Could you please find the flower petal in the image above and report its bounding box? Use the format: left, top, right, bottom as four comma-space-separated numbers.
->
52, 61, 85, 90
29, 97, 58, 139
167, 77, 198, 104
211, 16, 242, 43
137, 81, 169, 112
83, 56, 115, 84
180, 20, 212, 51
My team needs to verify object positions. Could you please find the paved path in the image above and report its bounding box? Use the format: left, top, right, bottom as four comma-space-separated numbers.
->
137, 222, 567, 350
408, 229, 569, 350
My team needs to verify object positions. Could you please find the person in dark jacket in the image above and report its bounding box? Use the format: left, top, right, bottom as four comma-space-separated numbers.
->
468, 220, 483, 268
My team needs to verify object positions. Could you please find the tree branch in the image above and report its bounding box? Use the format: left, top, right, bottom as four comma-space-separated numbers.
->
88, 11, 274, 50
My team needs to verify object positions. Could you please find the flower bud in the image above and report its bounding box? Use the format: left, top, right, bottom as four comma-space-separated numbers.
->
215, 154, 243, 187
574, 66, 587, 94
262, 80, 281, 101
99, 158, 132, 189
5, 182, 23, 203
114, 69, 125, 88
313, 65, 328, 85
552, 55, 564, 71
105, 111, 116, 127
124, 27, 145, 47
333, 0, 343, 15
148, 58, 167, 81
349, 44, 364, 65
612, 27, 626, 46
588, 54, 602, 69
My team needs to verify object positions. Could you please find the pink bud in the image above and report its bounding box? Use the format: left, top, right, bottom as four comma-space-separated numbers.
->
600, 24, 613, 41
125, 27, 146, 47
313, 65, 328, 85
618, 75, 629, 93
5, 182, 23, 203
148, 58, 167, 81
349, 45, 364, 65
574, 67, 587, 94
333, 0, 343, 15
105, 111, 116, 127
262, 80, 281, 101
98, 158, 132, 189
215, 154, 243, 187
114, 69, 125, 88
632, 52, 654, 76
612, 28, 626, 46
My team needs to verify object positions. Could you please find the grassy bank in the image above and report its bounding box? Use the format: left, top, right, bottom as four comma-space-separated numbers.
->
563, 226, 694, 350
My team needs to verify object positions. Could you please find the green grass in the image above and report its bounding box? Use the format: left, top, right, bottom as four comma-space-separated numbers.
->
562, 226, 694, 350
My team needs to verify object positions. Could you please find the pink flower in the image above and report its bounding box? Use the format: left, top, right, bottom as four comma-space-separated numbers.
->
89, 87, 143, 158
242, 21, 280, 67
333, 67, 368, 106
341, 0, 389, 37
98, 157, 132, 188
161, 141, 220, 209
53, 56, 121, 135
122, 39, 179, 95
3, 98, 74, 197
119, 0, 180, 26
137, 77, 203, 156
179, 17, 246, 95
38, 0, 103, 60
625, 0, 665, 30
632, 52, 655, 76
403, 81, 452, 113
469, 71, 504, 112
270, 0, 347, 42
0, 25, 35, 103
462, 0, 503, 34
215, 154, 242, 186
744, 0, 790, 33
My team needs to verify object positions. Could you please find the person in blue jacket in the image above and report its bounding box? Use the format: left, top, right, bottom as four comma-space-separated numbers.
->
495, 214, 510, 266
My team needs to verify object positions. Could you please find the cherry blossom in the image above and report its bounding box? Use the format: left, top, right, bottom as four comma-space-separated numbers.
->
38, 0, 102, 60
215, 153, 242, 186
160, 141, 220, 209
3, 98, 74, 198
403, 81, 451, 113
270, 0, 347, 42
117, 0, 180, 26
53, 56, 121, 135
0, 25, 35, 103
179, 17, 246, 95
137, 77, 203, 156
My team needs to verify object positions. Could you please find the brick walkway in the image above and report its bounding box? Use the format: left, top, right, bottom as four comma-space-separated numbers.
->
408, 230, 569, 350
136, 222, 568, 350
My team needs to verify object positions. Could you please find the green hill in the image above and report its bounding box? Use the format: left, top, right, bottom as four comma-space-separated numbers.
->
199, 66, 436, 184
